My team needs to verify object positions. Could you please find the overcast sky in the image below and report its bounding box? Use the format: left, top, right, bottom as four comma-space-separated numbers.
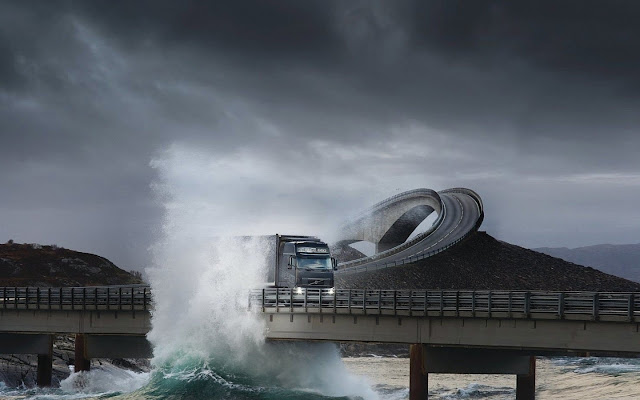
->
1, 1, 639, 270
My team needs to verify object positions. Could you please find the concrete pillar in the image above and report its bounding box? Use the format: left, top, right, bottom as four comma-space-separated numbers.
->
516, 356, 536, 400
410, 344, 428, 400
36, 335, 53, 387
74, 334, 90, 372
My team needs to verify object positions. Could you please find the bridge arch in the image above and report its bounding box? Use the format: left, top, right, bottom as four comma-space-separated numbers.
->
338, 189, 443, 253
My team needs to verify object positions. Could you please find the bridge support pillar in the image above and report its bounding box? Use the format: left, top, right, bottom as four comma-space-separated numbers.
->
516, 356, 536, 400
74, 334, 91, 372
410, 344, 428, 400
36, 335, 53, 387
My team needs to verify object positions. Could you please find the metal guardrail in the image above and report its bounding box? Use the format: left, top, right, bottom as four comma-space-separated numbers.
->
250, 288, 640, 322
0, 286, 152, 311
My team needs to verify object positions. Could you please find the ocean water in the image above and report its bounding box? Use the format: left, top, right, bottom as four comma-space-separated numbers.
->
2, 354, 640, 399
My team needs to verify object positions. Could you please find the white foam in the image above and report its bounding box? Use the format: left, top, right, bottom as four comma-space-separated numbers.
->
146, 146, 379, 399
59, 363, 149, 395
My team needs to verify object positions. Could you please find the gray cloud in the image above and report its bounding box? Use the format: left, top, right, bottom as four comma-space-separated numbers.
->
1, 1, 640, 269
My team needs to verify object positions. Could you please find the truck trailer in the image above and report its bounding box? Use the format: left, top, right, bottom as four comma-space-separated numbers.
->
262, 234, 337, 289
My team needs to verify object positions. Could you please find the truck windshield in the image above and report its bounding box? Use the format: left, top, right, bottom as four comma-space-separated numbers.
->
297, 256, 332, 270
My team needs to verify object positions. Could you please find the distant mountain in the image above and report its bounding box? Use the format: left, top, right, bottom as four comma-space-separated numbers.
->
337, 232, 640, 291
534, 243, 640, 283
0, 241, 143, 287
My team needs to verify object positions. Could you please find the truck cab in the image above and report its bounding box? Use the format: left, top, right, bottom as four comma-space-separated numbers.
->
275, 235, 336, 288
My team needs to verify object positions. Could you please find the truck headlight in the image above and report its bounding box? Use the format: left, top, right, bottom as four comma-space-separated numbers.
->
328, 288, 335, 295
296, 287, 303, 295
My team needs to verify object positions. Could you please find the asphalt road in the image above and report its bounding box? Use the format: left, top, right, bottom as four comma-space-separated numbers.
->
339, 191, 482, 270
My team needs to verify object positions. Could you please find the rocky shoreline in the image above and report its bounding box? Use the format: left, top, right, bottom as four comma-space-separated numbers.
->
0, 335, 150, 388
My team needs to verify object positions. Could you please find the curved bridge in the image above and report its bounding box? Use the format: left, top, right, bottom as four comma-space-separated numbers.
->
336, 188, 484, 274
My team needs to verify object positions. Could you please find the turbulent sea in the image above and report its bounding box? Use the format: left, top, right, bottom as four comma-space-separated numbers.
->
1, 355, 640, 399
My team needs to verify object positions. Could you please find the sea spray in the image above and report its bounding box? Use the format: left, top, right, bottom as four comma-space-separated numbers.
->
143, 147, 378, 399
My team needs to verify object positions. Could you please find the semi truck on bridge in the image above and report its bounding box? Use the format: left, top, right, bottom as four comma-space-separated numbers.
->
263, 234, 337, 289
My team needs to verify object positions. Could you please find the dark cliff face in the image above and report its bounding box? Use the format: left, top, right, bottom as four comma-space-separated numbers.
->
0, 243, 142, 287
336, 232, 640, 291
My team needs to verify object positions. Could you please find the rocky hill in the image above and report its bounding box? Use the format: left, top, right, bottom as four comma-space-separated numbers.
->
0, 242, 142, 287
336, 232, 640, 291
535, 243, 640, 283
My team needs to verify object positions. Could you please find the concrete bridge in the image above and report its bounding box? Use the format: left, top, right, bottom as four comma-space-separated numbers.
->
3, 286, 640, 398
0, 286, 152, 386
253, 287, 640, 399
336, 188, 484, 274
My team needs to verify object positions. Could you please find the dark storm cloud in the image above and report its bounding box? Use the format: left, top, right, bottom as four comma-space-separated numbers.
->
1, 1, 640, 269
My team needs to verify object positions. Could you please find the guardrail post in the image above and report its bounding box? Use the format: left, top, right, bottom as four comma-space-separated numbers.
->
71, 288, 74, 311
25, 287, 29, 310
628, 294, 634, 322
487, 291, 492, 317
2, 287, 6, 310
558, 293, 565, 319
131, 287, 135, 312
261, 288, 265, 312
290, 289, 294, 312
393, 290, 397, 315
14, 287, 18, 309
143, 288, 147, 311
95, 288, 98, 311
439, 290, 444, 317
508, 291, 513, 318
276, 288, 280, 312
471, 291, 476, 317
408, 290, 413, 316
455, 291, 459, 317
106, 288, 110, 311
118, 287, 122, 311
59, 288, 62, 310
83, 287, 86, 310
36, 287, 40, 310
333, 289, 337, 314
524, 292, 530, 318
348, 289, 352, 314
592, 293, 599, 321
363, 290, 367, 314
424, 290, 428, 316
47, 288, 51, 310
304, 289, 308, 313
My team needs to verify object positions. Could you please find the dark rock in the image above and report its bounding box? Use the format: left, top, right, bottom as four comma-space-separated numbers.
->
337, 232, 640, 291
0, 243, 143, 287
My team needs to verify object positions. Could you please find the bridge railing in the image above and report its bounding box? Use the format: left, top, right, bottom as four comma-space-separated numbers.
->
0, 286, 152, 311
250, 288, 640, 322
